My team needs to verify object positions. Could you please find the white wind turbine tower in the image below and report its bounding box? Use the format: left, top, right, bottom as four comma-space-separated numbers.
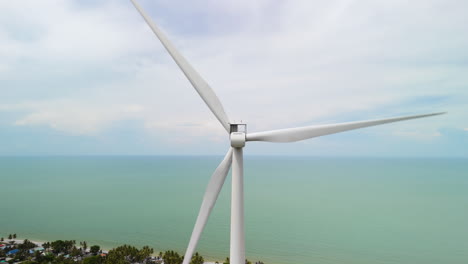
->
130, 1, 445, 264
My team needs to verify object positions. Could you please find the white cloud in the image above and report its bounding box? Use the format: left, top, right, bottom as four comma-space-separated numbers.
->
0, 0, 466, 150
5, 100, 144, 135
0, 1, 155, 60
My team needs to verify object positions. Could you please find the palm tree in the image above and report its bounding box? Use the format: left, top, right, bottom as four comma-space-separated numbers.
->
43, 242, 51, 252
13, 234, 16, 239
190, 252, 204, 264
79, 241, 88, 253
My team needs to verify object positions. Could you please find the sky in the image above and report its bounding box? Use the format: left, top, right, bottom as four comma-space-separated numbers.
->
0, 0, 467, 157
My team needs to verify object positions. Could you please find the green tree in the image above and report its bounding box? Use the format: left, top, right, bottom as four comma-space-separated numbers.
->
81, 241, 88, 251
15, 249, 29, 262
41, 253, 56, 262
136, 245, 153, 262
71, 246, 82, 257
190, 252, 204, 264
84, 255, 104, 264
18, 239, 36, 250
90, 245, 101, 255
1, 237, 4, 242
104, 244, 153, 264
8, 234, 12, 240
43, 241, 51, 251
50, 240, 75, 254
54, 255, 76, 264
12, 234, 16, 239
34, 250, 43, 261
163, 250, 183, 264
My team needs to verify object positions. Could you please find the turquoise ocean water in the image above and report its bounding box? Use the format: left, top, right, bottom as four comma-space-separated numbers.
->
0, 156, 467, 264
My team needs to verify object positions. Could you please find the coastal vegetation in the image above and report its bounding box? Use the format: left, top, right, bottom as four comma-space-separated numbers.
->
1, 237, 166, 264
0, 235, 265, 264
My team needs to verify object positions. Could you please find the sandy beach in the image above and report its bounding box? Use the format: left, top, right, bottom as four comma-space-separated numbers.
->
2, 238, 44, 247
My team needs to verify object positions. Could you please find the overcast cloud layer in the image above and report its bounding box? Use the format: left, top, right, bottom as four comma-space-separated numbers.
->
0, 0, 467, 156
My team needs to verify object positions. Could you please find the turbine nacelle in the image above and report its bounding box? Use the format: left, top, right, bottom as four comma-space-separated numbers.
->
230, 123, 246, 148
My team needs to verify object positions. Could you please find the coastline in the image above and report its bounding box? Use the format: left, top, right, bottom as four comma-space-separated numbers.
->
1, 236, 222, 264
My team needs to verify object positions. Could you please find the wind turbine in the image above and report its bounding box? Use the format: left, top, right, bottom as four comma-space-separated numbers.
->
130, 1, 444, 263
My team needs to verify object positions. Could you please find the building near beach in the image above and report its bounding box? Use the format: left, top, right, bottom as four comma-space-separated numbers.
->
7, 249, 19, 255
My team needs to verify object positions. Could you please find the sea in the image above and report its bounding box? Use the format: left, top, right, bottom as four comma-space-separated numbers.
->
0, 156, 467, 264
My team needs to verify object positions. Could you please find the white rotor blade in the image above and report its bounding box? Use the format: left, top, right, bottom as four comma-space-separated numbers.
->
182, 148, 233, 264
130, 0, 230, 132
247, 112, 445, 143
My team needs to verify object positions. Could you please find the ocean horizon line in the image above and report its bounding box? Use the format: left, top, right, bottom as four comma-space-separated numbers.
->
0, 154, 466, 159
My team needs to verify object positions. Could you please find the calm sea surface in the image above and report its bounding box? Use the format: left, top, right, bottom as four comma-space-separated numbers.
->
0, 156, 467, 264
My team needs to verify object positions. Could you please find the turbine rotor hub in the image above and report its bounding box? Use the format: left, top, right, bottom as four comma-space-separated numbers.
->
231, 132, 246, 148
230, 123, 246, 148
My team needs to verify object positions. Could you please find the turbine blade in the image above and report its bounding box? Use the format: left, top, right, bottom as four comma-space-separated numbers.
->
246, 112, 446, 143
130, 0, 231, 132
182, 148, 234, 264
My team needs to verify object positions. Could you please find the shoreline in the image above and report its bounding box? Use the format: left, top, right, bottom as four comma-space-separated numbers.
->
1, 237, 223, 264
